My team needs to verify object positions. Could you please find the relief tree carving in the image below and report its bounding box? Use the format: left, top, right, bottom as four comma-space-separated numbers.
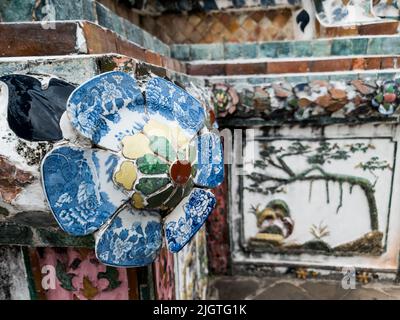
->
246, 141, 392, 231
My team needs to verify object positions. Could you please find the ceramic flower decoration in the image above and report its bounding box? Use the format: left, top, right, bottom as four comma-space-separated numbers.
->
372, 80, 400, 115
40, 71, 224, 267
211, 83, 238, 117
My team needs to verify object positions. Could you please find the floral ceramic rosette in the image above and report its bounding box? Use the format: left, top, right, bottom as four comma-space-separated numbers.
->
40, 71, 224, 267
371, 80, 400, 115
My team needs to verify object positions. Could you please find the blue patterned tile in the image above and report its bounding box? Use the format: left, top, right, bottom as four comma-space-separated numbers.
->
67, 71, 147, 151
373, 1, 400, 19
42, 146, 126, 236
314, 0, 378, 26
193, 132, 224, 188
146, 77, 206, 139
164, 188, 216, 253
95, 207, 162, 267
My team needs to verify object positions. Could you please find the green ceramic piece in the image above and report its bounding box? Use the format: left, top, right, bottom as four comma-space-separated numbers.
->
136, 154, 169, 174
164, 187, 185, 208
146, 185, 175, 208
135, 177, 170, 196
149, 136, 176, 161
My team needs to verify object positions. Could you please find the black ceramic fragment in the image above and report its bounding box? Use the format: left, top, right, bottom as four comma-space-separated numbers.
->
1, 74, 76, 142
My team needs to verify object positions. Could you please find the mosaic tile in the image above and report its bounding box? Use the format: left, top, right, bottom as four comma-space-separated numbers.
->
2, 74, 75, 142
149, 135, 177, 162
381, 36, 400, 55
171, 44, 191, 61
132, 192, 145, 209
135, 177, 170, 196
113, 161, 137, 191
314, 0, 379, 27
95, 207, 162, 267
165, 188, 216, 253
136, 154, 169, 174
0, 0, 36, 22
123, 19, 145, 47
143, 118, 190, 150
67, 71, 147, 151
170, 160, 192, 185
373, 0, 400, 19
190, 44, 224, 60
193, 132, 224, 188
121, 133, 153, 160
42, 146, 126, 236
292, 41, 313, 57
164, 186, 185, 209
146, 186, 175, 208
96, 2, 125, 38
146, 77, 205, 140
372, 80, 400, 115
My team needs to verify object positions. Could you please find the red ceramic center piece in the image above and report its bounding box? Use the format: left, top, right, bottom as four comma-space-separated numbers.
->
170, 160, 192, 185
209, 109, 216, 124
384, 93, 396, 103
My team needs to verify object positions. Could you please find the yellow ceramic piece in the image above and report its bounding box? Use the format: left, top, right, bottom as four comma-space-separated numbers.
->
143, 119, 189, 149
132, 192, 145, 209
121, 133, 153, 159
114, 161, 137, 190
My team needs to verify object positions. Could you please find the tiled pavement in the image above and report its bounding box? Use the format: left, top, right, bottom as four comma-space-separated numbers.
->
208, 276, 400, 300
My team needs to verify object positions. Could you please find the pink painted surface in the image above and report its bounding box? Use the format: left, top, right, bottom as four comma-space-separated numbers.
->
153, 246, 175, 300
36, 248, 130, 300
207, 172, 230, 275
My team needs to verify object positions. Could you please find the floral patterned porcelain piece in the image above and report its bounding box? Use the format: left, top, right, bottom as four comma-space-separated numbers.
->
193, 132, 224, 188
373, 0, 400, 19
41, 146, 127, 235
164, 188, 216, 252
146, 77, 206, 140
95, 207, 162, 267
313, 0, 380, 26
67, 72, 148, 152
40, 71, 224, 267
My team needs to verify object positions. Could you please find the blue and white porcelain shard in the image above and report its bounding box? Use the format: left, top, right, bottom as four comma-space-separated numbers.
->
164, 188, 216, 253
41, 145, 127, 236
193, 132, 224, 188
313, 0, 380, 27
67, 71, 148, 151
95, 207, 162, 267
146, 77, 206, 140
373, 0, 400, 19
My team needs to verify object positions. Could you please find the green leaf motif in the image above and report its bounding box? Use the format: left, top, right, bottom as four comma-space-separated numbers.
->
97, 267, 122, 291
56, 259, 76, 291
